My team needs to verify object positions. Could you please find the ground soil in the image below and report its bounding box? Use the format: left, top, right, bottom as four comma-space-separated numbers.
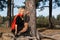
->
0, 27, 60, 40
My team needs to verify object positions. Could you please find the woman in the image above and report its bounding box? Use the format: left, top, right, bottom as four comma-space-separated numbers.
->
11, 8, 29, 36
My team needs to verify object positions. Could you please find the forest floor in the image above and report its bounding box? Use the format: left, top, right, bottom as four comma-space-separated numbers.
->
0, 27, 60, 40
38, 28, 60, 40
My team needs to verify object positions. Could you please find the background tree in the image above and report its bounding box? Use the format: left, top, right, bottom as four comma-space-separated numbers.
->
7, 0, 11, 27
57, 14, 60, 21
49, 0, 53, 28
55, 0, 60, 7
37, 15, 49, 28
11, 0, 14, 17
0, 0, 7, 11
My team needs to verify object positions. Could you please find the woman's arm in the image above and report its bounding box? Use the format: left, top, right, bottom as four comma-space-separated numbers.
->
19, 22, 28, 33
15, 24, 17, 35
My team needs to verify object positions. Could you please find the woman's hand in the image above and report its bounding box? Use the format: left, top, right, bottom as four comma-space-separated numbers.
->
15, 31, 17, 35
17, 32, 21, 35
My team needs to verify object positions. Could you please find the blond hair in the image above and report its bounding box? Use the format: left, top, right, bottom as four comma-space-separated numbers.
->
18, 8, 25, 13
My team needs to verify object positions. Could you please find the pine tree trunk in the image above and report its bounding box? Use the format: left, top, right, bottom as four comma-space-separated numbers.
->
11, 0, 14, 17
11, 0, 14, 22
25, 0, 36, 37
49, 0, 53, 28
7, 0, 11, 27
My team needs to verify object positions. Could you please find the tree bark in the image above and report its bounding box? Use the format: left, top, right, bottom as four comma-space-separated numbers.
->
11, 0, 14, 22
11, 0, 14, 17
49, 0, 53, 28
7, 0, 11, 27
25, 0, 36, 37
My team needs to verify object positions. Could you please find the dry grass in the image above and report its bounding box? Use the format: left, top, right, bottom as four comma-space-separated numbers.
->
0, 27, 11, 33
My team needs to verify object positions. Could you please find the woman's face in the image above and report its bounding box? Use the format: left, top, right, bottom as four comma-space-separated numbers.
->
19, 8, 25, 14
